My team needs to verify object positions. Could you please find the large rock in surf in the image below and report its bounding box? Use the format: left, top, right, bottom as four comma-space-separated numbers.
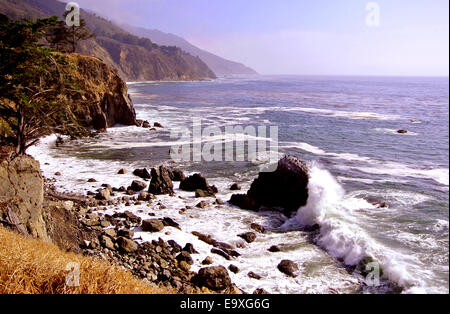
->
180, 173, 218, 196
230, 156, 309, 213
148, 166, 174, 195
133, 168, 151, 180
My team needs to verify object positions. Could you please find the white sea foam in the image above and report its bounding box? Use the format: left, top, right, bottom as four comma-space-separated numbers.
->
295, 164, 446, 293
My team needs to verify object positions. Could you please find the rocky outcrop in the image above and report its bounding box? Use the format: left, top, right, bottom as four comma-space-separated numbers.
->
180, 173, 218, 197
0, 156, 47, 240
148, 166, 174, 195
230, 156, 309, 214
65, 54, 137, 130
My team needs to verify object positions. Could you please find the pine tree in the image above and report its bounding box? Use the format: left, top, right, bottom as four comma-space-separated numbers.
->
47, 14, 95, 53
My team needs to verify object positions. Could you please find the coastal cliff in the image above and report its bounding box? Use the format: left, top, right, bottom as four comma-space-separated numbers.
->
0, 0, 217, 81
63, 53, 137, 130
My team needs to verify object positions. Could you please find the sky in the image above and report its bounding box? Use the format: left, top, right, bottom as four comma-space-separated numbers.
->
70, 0, 449, 76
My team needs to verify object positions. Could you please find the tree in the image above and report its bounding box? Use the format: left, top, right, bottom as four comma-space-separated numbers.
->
47, 14, 94, 53
0, 15, 84, 156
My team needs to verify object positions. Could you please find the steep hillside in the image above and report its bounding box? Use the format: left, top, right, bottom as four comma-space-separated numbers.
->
122, 24, 258, 77
0, 0, 216, 81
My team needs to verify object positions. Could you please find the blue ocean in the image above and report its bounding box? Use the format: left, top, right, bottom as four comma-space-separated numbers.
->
30, 76, 449, 293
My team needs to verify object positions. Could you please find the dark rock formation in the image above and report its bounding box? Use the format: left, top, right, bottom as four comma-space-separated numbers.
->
133, 168, 151, 180
277, 260, 299, 277
142, 219, 165, 232
238, 232, 257, 243
168, 168, 186, 182
230, 183, 241, 191
128, 180, 147, 192
229, 194, 259, 211
230, 156, 309, 214
180, 173, 217, 196
148, 166, 174, 195
250, 223, 265, 234
196, 266, 232, 291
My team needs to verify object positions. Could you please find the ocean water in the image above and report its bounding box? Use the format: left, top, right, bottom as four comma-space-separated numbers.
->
29, 76, 449, 294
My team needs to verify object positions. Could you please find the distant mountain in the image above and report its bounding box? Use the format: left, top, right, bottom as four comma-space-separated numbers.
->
0, 0, 216, 81
121, 25, 258, 77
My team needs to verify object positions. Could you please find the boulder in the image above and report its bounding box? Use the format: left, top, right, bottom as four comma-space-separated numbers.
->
196, 266, 232, 291
168, 168, 186, 182
196, 201, 210, 209
142, 219, 165, 232
230, 183, 241, 191
238, 232, 257, 243
195, 189, 215, 198
117, 236, 138, 253
117, 229, 134, 239
397, 129, 408, 134
230, 156, 309, 213
268, 245, 281, 253
148, 166, 174, 195
228, 264, 240, 274
162, 217, 181, 230
95, 189, 110, 201
253, 288, 269, 294
117, 169, 127, 175
137, 192, 153, 201
202, 256, 214, 265
87, 178, 97, 183
154, 122, 164, 128
129, 180, 147, 192
229, 194, 259, 210
248, 272, 262, 280
180, 173, 217, 196
100, 235, 115, 251
176, 251, 194, 265
250, 223, 265, 233
133, 168, 151, 180
182, 243, 199, 254
277, 260, 299, 277
248, 156, 309, 212
142, 121, 151, 128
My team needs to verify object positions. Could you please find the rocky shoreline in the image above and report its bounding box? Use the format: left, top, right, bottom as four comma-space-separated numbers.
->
34, 156, 322, 294
2, 149, 403, 294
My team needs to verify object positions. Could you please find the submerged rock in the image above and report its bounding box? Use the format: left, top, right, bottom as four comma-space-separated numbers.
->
397, 129, 408, 134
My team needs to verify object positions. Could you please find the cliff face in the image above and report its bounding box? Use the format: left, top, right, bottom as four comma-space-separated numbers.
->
0, 156, 47, 241
64, 54, 137, 129
0, 0, 217, 81
79, 37, 216, 81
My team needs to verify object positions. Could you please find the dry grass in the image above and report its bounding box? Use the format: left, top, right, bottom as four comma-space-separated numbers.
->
0, 226, 174, 294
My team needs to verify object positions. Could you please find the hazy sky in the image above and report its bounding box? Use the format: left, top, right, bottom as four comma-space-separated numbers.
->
70, 0, 449, 76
